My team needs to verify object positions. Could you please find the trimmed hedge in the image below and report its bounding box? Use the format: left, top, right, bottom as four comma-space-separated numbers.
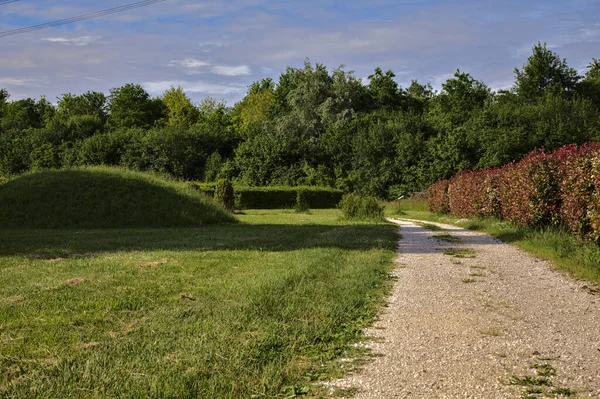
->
427, 142, 600, 244
191, 183, 344, 209
427, 180, 450, 214
449, 170, 501, 218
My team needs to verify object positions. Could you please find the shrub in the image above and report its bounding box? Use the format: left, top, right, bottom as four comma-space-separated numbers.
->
295, 189, 310, 213
427, 180, 450, 214
448, 170, 501, 218
427, 142, 600, 245
558, 143, 600, 242
497, 149, 561, 228
214, 179, 235, 211
339, 193, 384, 220
192, 184, 343, 209
339, 193, 362, 218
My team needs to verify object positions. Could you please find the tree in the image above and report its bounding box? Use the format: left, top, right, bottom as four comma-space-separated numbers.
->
513, 42, 580, 100
162, 86, 199, 128
232, 78, 274, 131
57, 91, 107, 121
0, 88, 8, 109
0, 97, 55, 131
578, 58, 600, 109
107, 84, 165, 129
430, 70, 490, 128
405, 80, 434, 113
368, 67, 403, 111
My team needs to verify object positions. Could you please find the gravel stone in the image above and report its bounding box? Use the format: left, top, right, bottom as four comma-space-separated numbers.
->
330, 219, 600, 398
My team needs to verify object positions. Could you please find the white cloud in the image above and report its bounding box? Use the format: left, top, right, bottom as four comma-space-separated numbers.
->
212, 65, 251, 76
0, 77, 35, 86
41, 36, 102, 46
167, 58, 211, 73
144, 80, 245, 95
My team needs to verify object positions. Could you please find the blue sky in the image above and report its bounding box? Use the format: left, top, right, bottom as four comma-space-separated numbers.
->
1, 0, 599, 104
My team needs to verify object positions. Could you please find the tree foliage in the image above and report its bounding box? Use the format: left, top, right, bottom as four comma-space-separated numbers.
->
514, 42, 580, 100
1, 43, 599, 200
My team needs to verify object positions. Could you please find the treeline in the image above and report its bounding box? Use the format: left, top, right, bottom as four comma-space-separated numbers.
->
1, 43, 599, 198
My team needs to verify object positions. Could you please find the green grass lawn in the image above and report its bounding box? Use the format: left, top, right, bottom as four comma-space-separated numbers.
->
0, 209, 399, 398
387, 200, 600, 285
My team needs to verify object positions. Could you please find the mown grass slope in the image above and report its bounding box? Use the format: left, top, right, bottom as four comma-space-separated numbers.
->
0, 167, 236, 228
0, 210, 399, 398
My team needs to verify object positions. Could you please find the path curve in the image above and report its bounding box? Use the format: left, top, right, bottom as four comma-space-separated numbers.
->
332, 219, 600, 398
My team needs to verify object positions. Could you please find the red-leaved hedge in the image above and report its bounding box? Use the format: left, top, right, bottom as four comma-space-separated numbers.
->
448, 170, 501, 218
427, 180, 450, 214
427, 142, 600, 244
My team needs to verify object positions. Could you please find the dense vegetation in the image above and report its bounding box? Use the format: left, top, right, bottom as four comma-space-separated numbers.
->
1, 43, 599, 199
0, 167, 236, 228
427, 143, 600, 243
0, 210, 398, 397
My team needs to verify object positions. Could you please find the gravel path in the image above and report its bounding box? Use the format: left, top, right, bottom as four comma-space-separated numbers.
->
331, 219, 600, 398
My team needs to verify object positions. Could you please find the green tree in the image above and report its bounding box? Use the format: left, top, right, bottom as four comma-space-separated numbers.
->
0, 88, 8, 110
368, 67, 403, 111
405, 80, 435, 113
0, 97, 55, 131
107, 84, 165, 129
513, 42, 580, 100
578, 58, 600, 109
162, 86, 199, 128
232, 79, 274, 132
56, 91, 107, 121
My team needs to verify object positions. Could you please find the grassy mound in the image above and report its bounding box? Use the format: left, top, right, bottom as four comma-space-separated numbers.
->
0, 167, 236, 228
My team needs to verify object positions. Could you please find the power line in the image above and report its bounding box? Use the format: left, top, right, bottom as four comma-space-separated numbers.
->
0, 0, 167, 38
0, 0, 20, 5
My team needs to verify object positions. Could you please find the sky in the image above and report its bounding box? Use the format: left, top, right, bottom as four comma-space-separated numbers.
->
0, 0, 599, 105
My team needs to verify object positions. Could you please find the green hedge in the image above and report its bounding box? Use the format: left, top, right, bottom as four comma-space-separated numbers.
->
191, 183, 344, 209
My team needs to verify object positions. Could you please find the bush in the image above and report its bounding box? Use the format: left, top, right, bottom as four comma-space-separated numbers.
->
338, 193, 362, 218
214, 179, 235, 211
448, 170, 501, 218
427, 180, 450, 214
339, 193, 384, 220
295, 189, 310, 213
427, 142, 600, 244
497, 149, 561, 228
558, 143, 600, 242
192, 184, 343, 209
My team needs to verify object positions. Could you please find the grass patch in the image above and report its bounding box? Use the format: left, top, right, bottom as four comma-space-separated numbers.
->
434, 233, 461, 243
383, 199, 429, 216
416, 222, 442, 231
531, 363, 556, 377
0, 167, 236, 228
0, 209, 399, 398
509, 376, 552, 387
394, 200, 600, 285
444, 248, 476, 258
461, 278, 477, 283
479, 327, 502, 336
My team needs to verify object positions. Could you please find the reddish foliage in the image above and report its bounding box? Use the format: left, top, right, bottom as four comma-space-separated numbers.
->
497, 149, 562, 229
558, 143, 600, 243
448, 170, 501, 218
427, 179, 450, 214
427, 142, 600, 244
